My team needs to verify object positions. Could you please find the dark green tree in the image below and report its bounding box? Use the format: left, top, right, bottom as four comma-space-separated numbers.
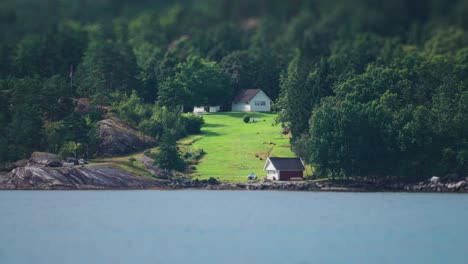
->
0, 90, 9, 160
7, 77, 44, 159
75, 36, 139, 99
155, 130, 185, 171
158, 56, 231, 109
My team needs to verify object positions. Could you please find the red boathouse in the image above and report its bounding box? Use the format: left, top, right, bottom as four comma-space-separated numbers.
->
263, 157, 305, 181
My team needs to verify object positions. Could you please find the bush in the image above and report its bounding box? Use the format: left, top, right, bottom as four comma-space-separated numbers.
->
207, 177, 219, 185
144, 150, 156, 159
181, 148, 206, 165
138, 119, 164, 138
155, 130, 185, 171
59, 141, 83, 158
243, 115, 250, 123
113, 90, 151, 126
183, 115, 205, 134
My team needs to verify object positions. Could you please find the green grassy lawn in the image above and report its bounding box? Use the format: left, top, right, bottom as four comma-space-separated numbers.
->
187, 112, 297, 182
86, 112, 313, 183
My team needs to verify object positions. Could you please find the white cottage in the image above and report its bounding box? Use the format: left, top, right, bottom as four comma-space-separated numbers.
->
231, 89, 272, 112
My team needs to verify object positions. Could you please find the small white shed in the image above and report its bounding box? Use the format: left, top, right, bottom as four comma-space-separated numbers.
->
231, 89, 272, 112
209, 106, 220, 113
193, 105, 221, 114
193, 106, 206, 114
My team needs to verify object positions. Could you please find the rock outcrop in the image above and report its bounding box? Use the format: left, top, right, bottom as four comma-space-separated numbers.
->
0, 165, 160, 190
29, 152, 63, 167
96, 118, 156, 157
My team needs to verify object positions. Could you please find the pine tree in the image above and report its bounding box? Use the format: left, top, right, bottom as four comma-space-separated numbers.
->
155, 130, 185, 171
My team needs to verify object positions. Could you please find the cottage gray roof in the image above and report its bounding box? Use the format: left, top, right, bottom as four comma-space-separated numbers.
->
268, 158, 305, 171
232, 89, 262, 103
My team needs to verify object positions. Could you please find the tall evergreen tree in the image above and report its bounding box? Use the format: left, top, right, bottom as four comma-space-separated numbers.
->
75, 38, 139, 99
155, 130, 185, 171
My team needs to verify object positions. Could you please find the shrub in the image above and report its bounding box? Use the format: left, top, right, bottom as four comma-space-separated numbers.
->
207, 177, 219, 185
155, 130, 185, 171
143, 150, 153, 158
183, 115, 205, 134
113, 90, 151, 126
138, 119, 164, 138
59, 141, 83, 158
181, 148, 206, 165
243, 115, 250, 123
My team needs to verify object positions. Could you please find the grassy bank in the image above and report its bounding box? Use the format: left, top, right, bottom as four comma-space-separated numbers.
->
88, 112, 308, 183
187, 112, 297, 182
89, 147, 159, 179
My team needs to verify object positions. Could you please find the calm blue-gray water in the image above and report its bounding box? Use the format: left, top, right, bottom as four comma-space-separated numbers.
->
1, 191, 468, 264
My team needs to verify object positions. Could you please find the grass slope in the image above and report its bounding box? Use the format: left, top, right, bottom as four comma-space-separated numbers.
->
189, 112, 296, 182
89, 147, 159, 179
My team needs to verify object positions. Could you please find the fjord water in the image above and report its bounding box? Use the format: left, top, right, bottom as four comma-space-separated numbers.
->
1, 191, 467, 264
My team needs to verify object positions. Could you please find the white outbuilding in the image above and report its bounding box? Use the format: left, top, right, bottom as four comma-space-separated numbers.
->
193, 105, 221, 114
231, 89, 273, 112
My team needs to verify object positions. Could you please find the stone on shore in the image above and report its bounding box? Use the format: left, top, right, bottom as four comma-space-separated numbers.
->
457, 181, 466, 189
447, 180, 466, 191
430, 176, 440, 185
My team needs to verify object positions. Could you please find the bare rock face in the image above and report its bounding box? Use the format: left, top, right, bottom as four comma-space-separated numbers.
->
96, 118, 156, 157
0, 165, 160, 190
29, 152, 63, 167
0, 152, 160, 190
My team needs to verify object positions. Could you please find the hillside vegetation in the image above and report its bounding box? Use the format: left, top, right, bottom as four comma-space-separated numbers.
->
0, 0, 467, 181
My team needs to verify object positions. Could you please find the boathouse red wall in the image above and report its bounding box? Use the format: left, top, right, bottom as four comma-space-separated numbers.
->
279, 171, 303, 180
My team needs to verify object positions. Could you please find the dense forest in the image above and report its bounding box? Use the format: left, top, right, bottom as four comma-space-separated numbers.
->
0, 0, 467, 180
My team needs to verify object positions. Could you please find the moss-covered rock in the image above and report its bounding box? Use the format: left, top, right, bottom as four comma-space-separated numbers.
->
96, 118, 156, 157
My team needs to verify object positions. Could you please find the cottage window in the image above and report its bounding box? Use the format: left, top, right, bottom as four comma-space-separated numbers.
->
255, 101, 266, 106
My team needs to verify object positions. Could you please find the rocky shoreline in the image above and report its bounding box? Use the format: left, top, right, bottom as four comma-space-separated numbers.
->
0, 165, 162, 190
1, 152, 467, 192
163, 177, 468, 193
0, 152, 162, 190
2, 173, 468, 192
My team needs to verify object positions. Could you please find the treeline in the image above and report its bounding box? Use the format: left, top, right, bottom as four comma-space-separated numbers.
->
276, 2, 468, 180
0, 0, 467, 179
0, 0, 286, 162
281, 32, 468, 179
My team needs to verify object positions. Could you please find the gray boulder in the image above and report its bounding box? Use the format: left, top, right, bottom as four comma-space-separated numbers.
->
65, 157, 79, 165
430, 176, 440, 185
455, 181, 466, 189
446, 181, 465, 191
15, 159, 29, 167
29, 152, 63, 167
96, 118, 156, 157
